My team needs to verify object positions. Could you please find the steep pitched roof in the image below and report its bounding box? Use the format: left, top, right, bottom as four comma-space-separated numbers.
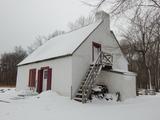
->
18, 20, 103, 66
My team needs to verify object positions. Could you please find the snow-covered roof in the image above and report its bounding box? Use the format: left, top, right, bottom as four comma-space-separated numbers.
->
18, 20, 102, 66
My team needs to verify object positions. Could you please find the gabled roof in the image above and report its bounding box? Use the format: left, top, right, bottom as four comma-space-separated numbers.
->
18, 20, 103, 66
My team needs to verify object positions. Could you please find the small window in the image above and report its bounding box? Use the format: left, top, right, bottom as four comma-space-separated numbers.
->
43, 69, 48, 79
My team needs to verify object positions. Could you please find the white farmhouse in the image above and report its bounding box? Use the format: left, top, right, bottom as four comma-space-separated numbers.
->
16, 11, 136, 103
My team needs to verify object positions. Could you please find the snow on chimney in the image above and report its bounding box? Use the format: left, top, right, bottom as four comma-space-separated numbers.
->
95, 11, 110, 30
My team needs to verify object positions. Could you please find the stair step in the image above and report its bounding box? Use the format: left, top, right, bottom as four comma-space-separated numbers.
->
74, 97, 82, 102
80, 83, 85, 87
76, 93, 82, 96
77, 91, 83, 94
76, 92, 86, 96
76, 95, 82, 98
76, 93, 87, 97
90, 64, 94, 66
78, 89, 82, 92
78, 88, 88, 93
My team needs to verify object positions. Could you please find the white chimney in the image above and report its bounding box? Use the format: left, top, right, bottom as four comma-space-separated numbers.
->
95, 11, 110, 30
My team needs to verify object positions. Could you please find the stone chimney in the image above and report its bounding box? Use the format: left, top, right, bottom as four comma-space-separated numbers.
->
95, 11, 110, 30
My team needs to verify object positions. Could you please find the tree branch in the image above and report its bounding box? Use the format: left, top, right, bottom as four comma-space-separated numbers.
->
151, 0, 160, 8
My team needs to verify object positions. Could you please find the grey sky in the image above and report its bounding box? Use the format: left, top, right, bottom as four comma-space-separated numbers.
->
0, 0, 127, 55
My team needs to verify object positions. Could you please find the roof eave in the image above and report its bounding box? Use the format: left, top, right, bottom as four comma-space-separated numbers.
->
17, 54, 72, 67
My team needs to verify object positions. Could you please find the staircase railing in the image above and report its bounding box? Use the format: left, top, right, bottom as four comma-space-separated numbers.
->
82, 51, 113, 103
82, 52, 103, 103
102, 52, 113, 66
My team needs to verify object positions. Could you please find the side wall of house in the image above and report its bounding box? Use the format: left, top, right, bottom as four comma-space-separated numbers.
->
72, 20, 128, 97
72, 23, 102, 98
16, 56, 72, 97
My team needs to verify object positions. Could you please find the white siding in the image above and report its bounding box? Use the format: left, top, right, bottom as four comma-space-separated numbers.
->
72, 38, 92, 98
16, 56, 72, 97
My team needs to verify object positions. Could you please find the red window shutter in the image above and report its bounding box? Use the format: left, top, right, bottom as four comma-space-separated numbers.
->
47, 68, 52, 90
32, 69, 36, 86
37, 70, 43, 93
28, 70, 31, 86
28, 69, 36, 87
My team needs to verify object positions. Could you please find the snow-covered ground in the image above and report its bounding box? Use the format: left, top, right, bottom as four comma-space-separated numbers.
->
0, 88, 160, 120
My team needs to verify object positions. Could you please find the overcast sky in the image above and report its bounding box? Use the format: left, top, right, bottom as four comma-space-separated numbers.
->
0, 0, 127, 55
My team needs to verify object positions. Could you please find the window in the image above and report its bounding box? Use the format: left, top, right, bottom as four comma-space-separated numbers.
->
28, 69, 36, 87
43, 69, 48, 79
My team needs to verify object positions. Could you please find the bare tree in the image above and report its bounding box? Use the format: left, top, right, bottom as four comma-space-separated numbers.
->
27, 30, 65, 54
0, 46, 27, 86
27, 38, 43, 54
68, 15, 94, 31
47, 30, 65, 40
84, 0, 160, 14
27, 15, 94, 54
121, 10, 160, 90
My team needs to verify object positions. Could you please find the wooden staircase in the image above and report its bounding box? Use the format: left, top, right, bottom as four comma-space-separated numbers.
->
74, 64, 96, 102
74, 52, 113, 103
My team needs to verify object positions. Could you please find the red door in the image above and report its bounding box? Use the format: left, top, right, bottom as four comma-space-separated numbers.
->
37, 67, 52, 93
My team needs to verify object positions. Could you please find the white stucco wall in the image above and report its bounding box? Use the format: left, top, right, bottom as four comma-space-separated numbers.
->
16, 56, 72, 97
71, 18, 129, 97
72, 37, 93, 98
97, 71, 136, 100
